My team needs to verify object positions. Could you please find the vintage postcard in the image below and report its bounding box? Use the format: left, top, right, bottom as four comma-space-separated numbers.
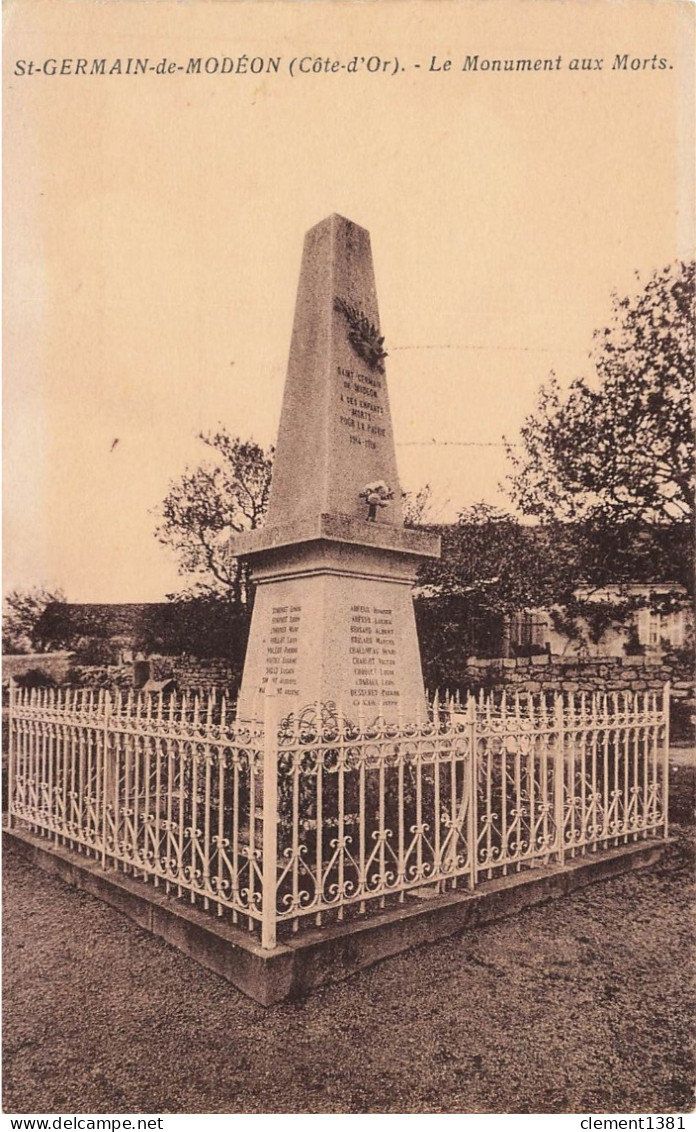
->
3, 0, 694, 1122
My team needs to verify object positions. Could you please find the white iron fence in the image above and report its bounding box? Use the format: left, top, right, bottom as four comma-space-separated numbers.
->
7, 682, 670, 949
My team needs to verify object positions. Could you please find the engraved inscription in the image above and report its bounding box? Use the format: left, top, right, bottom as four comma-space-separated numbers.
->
261, 604, 302, 695
337, 365, 388, 450
348, 604, 400, 708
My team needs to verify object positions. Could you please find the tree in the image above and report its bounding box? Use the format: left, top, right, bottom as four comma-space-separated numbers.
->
153, 428, 274, 602
413, 503, 579, 684
2, 586, 66, 654
412, 503, 692, 680
418, 503, 576, 613
403, 483, 454, 528
506, 260, 695, 525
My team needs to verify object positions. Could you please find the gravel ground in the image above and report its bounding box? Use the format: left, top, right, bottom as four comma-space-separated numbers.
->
3, 775, 695, 1115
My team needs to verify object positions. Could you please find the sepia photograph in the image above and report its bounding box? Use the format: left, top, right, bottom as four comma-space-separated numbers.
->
3, 0, 695, 1121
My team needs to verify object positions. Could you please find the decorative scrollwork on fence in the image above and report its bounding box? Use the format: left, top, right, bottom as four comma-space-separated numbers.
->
8, 684, 669, 944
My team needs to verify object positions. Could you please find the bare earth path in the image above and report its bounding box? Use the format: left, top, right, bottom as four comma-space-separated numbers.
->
3, 823, 694, 1115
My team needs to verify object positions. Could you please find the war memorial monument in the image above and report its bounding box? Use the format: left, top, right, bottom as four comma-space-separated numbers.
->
6, 214, 671, 1005
231, 213, 440, 727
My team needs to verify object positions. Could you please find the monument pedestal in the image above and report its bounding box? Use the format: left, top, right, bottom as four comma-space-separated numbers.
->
230, 215, 440, 727
234, 514, 437, 726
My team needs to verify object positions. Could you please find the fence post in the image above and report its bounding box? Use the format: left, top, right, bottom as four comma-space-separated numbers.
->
101, 691, 111, 870
7, 679, 15, 830
554, 693, 565, 866
663, 681, 670, 840
467, 695, 478, 890
261, 688, 278, 950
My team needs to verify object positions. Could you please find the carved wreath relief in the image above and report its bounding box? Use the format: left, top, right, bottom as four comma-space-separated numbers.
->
333, 296, 388, 374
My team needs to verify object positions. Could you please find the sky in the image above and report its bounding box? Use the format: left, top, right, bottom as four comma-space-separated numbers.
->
4, 0, 694, 602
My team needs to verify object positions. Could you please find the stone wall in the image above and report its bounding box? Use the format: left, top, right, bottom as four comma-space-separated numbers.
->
444, 653, 693, 741
65, 664, 134, 690
5, 648, 691, 739
149, 655, 239, 694
59, 656, 240, 696
452, 654, 671, 696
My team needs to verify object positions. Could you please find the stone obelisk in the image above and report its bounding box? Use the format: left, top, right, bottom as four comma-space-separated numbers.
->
231, 215, 440, 726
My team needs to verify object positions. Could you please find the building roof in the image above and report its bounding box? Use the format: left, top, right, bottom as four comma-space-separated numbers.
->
33, 600, 252, 661
36, 602, 180, 643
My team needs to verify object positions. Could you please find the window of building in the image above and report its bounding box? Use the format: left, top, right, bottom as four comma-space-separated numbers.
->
508, 610, 549, 653
637, 607, 685, 649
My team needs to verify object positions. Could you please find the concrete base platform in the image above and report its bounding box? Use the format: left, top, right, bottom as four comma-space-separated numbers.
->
3, 824, 668, 1005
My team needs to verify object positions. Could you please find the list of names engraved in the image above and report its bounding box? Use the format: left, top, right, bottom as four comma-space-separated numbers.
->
349, 603, 399, 708
261, 604, 302, 696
